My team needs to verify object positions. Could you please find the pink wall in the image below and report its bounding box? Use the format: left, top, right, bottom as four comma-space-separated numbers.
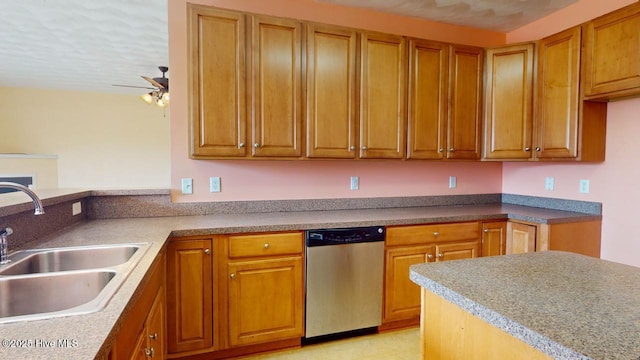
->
503, 99, 640, 267
169, 0, 640, 267
168, 0, 504, 203
503, 1, 640, 267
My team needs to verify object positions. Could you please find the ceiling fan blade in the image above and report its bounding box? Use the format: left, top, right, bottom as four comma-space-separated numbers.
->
112, 84, 156, 90
141, 76, 165, 89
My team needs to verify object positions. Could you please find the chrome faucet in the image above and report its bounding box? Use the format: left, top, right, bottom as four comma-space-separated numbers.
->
0, 182, 45, 215
0, 182, 46, 264
0, 228, 13, 265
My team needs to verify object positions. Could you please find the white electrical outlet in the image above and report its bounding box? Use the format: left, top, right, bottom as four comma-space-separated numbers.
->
579, 179, 590, 193
545, 177, 555, 191
181, 178, 193, 194
449, 176, 457, 189
72, 201, 82, 216
350, 176, 359, 190
210, 177, 221, 193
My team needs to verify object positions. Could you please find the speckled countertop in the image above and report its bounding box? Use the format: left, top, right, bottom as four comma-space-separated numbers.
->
0, 204, 601, 359
410, 251, 640, 360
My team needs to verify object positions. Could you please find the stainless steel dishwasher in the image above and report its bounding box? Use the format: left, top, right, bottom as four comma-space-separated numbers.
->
304, 226, 385, 342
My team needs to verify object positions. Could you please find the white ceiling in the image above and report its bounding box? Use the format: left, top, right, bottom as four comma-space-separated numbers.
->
0, 0, 168, 94
0, 0, 578, 94
319, 0, 579, 32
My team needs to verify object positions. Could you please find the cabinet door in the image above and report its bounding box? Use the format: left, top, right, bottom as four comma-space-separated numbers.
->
536, 26, 581, 159
482, 222, 507, 257
584, 3, 640, 98
250, 16, 303, 157
407, 39, 448, 160
448, 45, 483, 160
188, 6, 247, 158
167, 239, 213, 354
383, 245, 433, 324
360, 32, 407, 159
306, 24, 358, 158
128, 329, 148, 360
483, 44, 534, 160
145, 287, 165, 360
435, 241, 479, 261
228, 256, 303, 347
507, 222, 536, 254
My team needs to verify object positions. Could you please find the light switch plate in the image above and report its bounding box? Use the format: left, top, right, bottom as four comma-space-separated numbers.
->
210, 177, 221, 193
545, 177, 555, 191
350, 176, 359, 190
181, 178, 193, 194
72, 202, 82, 216
449, 176, 457, 189
579, 179, 590, 193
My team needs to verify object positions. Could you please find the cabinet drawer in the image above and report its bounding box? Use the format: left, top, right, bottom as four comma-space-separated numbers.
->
228, 232, 303, 258
387, 222, 480, 246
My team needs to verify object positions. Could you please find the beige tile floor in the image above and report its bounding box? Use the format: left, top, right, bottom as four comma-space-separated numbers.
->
236, 328, 421, 360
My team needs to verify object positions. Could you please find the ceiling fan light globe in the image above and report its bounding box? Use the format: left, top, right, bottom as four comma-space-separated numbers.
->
141, 92, 153, 104
161, 92, 170, 103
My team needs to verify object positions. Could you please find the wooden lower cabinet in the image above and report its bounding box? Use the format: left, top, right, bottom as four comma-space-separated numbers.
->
166, 238, 214, 355
383, 245, 432, 325
227, 256, 303, 347
111, 249, 166, 360
507, 222, 537, 254
383, 223, 480, 328
166, 232, 304, 359
507, 220, 602, 257
482, 221, 507, 257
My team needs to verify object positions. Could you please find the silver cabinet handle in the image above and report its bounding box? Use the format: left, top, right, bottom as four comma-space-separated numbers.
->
230, 273, 235, 279
254, 143, 260, 148
524, 147, 531, 151
349, 145, 355, 151
239, 142, 245, 148
204, 248, 210, 255
438, 148, 444, 153
426, 254, 433, 259
264, 243, 270, 249
535, 147, 541, 152
361, 146, 368, 150
145, 347, 155, 358
433, 231, 439, 237
437, 253, 444, 258
449, 147, 455, 152
149, 333, 158, 340
483, 229, 489, 233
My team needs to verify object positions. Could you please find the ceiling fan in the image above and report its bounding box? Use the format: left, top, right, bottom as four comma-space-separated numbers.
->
113, 66, 170, 107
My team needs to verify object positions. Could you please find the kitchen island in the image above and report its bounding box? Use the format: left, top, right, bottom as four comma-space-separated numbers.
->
410, 251, 640, 359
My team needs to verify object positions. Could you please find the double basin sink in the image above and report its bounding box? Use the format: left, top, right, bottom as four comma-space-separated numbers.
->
0, 243, 150, 323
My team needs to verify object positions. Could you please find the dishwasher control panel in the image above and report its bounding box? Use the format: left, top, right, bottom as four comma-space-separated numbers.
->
306, 226, 385, 246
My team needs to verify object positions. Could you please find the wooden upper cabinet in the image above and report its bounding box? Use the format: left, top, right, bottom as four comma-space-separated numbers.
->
306, 24, 358, 158
250, 16, 303, 157
536, 26, 607, 161
407, 39, 448, 160
583, 2, 640, 99
483, 43, 534, 160
360, 32, 407, 159
448, 45, 483, 160
188, 6, 246, 158
536, 27, 581, 159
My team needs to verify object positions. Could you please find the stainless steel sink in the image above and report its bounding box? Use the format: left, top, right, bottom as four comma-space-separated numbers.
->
0, 244, 141, 275
0, 243, 151, 323
0, 270, 116, 320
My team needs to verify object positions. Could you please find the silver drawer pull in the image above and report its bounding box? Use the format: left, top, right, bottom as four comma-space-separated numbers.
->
264, 243, 270, 249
